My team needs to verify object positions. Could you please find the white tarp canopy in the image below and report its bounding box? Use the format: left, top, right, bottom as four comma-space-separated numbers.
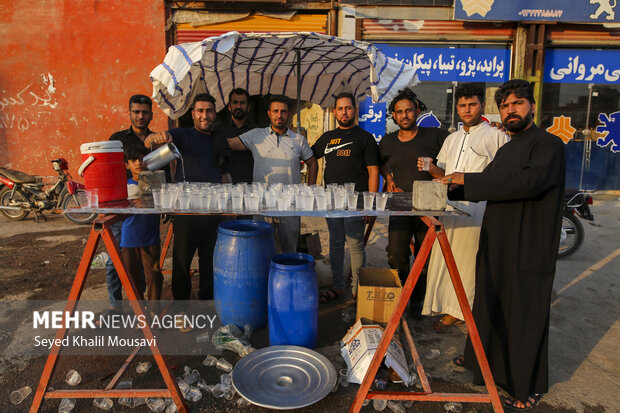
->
150, 31, 418, 118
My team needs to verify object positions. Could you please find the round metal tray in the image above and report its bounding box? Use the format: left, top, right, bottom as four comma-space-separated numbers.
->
232, 345, 337, 409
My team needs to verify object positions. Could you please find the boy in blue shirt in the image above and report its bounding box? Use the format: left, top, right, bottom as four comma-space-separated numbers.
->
121, 144, 163, 302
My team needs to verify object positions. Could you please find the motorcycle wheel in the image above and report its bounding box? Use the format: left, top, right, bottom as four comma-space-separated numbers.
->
0, 186, 29, 221
558, 212, 584, 258
61, 191, 97, 225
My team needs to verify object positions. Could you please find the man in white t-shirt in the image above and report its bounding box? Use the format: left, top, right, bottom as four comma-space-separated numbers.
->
420, 83, 509, 331
227, 95, 318, 252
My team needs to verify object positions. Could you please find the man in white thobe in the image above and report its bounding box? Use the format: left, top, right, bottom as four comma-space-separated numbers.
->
420, 83, 509, 330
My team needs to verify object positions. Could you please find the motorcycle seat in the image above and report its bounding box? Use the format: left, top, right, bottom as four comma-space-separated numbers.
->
0, 167, 37, 184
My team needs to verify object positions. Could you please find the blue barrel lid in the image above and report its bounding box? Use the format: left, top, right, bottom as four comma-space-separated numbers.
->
217, 219, 273, 237
271, 253, 316, 271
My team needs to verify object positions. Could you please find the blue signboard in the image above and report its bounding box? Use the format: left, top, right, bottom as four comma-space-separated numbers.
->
376, 44, 510, 83
358, 99, 386, 143
455, 0, 618, 23
544, 49, 620, 84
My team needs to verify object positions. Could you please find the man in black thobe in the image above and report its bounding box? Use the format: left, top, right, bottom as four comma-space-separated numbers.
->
439, 79, 565, 411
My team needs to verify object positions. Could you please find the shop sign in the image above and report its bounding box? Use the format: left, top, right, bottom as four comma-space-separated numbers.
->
544, 49, 620, 84
455, 0, 618, 23
376, 44, 510, 83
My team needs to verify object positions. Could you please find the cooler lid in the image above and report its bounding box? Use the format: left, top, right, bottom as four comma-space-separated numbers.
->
80, 140, 124, 154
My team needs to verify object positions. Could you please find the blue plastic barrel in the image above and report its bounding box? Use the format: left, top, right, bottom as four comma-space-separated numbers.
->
213, 220, 276, 329
268, 253, 318, 348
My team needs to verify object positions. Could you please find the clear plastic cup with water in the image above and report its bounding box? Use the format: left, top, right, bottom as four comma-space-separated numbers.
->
333, 189, 346, 209
344, 182, 356, 194
363, 192, 375, 210
376, 192, 388, 211
347, 191, 359, 210
277, 193, 289, 211
151, 188, 162, 207
160, 189, 173, 209
265, 189, 277, 208
301, 193, 314, 211
217, 192, 229, 211
246, 193, 260, 212
231, 193, 243, 211
315, 192, 327, 210
178, 191, 191, 210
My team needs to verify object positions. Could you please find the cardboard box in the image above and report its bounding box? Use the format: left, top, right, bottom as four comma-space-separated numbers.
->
340, 318, 409, 385
356, 268, 402, 324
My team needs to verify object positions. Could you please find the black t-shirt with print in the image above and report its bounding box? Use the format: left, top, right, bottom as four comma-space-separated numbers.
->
379, 127, 449, 192
312, 125, 380, 192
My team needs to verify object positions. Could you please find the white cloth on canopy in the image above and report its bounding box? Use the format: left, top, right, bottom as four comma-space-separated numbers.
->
150, 31, 418, 118
422, 122, 509, 320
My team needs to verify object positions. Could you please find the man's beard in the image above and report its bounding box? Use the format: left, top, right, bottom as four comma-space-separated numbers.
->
337, 117, 355, 128
398, 121, 416, 131
503, 113, 532, 133
232, 109, 246, 120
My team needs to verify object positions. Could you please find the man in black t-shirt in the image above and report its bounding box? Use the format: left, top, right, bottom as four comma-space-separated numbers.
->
214, 88, 254, 184
104, 94, 155, 312
312, 93, 380, 301
379, 88, 449, 315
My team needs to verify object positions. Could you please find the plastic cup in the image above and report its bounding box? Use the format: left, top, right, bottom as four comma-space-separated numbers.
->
344, 182, 355, 194
76, 192, 89, 208
151, 188, 162, 207
246, 193, 260, 212
65, 369, 82, 386
160, 190, 173, 209
231, 193, 243, 211
363, 192, 375, 210
10, 386, 32, 404
419, 156, 432, 171
315, 193, 327, 210
190, 190, 201, 209
376, 192, 388, 211
216, 358, 233, 372
265, 190, 277, 208
339, 369, 350, 388
347, 191, 359, 210
333, 190, 346, 209
302, 193, 314, 211
86, 190, 98, 208
205, 192, 212, 211
277, 194, 289, 211
178, 192, 191, 210
217, 192, 228, 211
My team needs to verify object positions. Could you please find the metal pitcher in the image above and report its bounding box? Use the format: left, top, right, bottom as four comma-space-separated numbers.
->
143, 143, 181, 171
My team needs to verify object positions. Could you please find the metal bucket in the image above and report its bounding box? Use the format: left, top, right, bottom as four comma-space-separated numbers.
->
143, 143, 181, 171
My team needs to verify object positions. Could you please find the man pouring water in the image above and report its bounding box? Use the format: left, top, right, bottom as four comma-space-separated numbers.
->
145, 93, 229, 301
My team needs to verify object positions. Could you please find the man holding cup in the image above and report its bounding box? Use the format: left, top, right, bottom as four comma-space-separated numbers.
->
419, 83, 509, 331
378, 88, 449, 316
311, 92, 380, 301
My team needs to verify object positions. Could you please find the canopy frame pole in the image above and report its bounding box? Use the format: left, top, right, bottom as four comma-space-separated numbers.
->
296, 48, 302, 136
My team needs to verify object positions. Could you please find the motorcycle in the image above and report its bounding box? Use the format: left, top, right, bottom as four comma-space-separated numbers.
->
0, 158, 97, 224
558, 191, 594, 258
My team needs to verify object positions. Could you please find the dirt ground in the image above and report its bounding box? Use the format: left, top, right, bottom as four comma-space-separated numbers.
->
0, 195, 618, 413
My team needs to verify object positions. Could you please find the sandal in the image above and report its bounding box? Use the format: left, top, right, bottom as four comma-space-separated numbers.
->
319, 288, 344, 303
432, 315, 463, 331
503, 394, 543, 411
